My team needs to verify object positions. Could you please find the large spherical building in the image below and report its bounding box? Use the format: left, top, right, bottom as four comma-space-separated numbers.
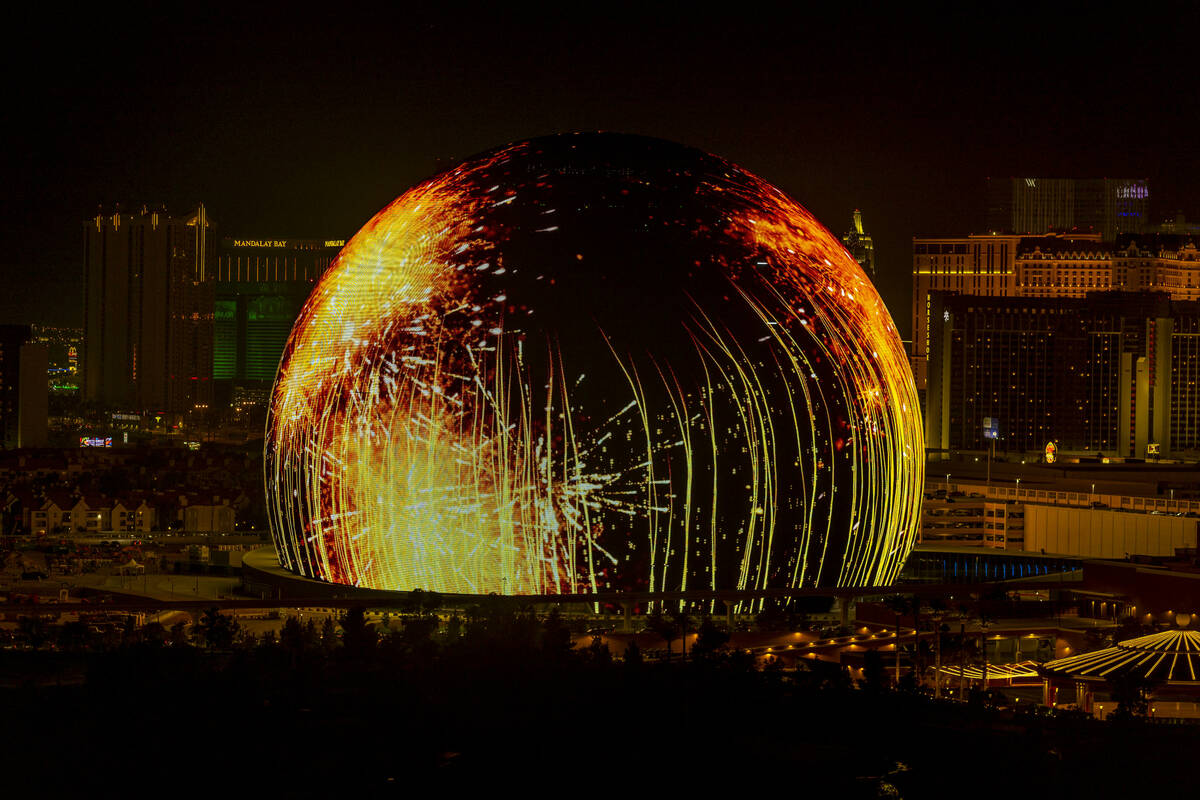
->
265, 133, 923, 596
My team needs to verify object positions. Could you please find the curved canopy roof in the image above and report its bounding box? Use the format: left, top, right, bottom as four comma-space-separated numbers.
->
1042, 629, 1200, 683
937, 661, 1041, 681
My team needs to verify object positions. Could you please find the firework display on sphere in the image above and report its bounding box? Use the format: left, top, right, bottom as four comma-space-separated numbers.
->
265, 132, 923, 598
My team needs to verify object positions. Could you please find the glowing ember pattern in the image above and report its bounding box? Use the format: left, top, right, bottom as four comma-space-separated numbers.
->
265, 133, 923, 598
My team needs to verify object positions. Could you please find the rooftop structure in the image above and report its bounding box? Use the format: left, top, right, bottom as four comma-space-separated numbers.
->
985, 177, 1149, 240
83, 204, 215, 414
209, 237, 344, 410
841, 209, 875, 280
910, 231, 1200, 393
919, 472, 1200, 556
0, 325, 47, 448
1042, 626, 1200, 684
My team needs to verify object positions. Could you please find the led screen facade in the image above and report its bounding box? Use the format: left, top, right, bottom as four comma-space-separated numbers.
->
266, 133, 923, 595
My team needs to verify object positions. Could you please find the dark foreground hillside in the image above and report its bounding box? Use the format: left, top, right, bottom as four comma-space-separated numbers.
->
0, 609, 1189, 795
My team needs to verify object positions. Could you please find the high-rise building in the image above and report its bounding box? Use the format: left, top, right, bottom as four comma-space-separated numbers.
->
925, 291, 1200, 458
31, 326, 82, 394
841, 209, 875, 280
911, 232, 1200, 392
985, 177, 1149, 240
83, 205, 216, 414
0, 325, 48, 448
911, 232, 1037, 391
209, 237, 344, 409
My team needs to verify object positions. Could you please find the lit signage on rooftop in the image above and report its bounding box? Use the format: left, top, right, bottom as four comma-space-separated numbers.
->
229, 239, 347, 248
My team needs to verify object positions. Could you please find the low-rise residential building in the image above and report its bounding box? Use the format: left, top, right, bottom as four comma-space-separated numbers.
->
30, 491, 88, 534
111, 499, 156, 533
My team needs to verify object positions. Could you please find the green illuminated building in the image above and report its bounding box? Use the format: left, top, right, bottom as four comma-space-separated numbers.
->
211, 238, 344, 407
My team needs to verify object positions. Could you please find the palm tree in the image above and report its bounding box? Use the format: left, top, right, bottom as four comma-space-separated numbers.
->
1107, 671, 1158, 721
944, 596, 984, 699
320, 616, 337, 653
623, 639, 644, 668
339, 607, 378, 657
978, 619, 989, 692
421, 589, 444, 614
196, 606, 239, 650
977, 610, 996, 698
911, 596, 925, 685
691, 616, 731, 659
403, 588, 426, 615
540, 607, 573, 659
883, 594, 913, 687
928, 597, 948, 698
645, 609, 680, 660
669, 606, 693, 659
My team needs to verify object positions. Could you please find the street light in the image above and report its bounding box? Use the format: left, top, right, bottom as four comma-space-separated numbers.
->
980, 619, 991, 696
945, 473, 951, 494
932, 609, 945, 700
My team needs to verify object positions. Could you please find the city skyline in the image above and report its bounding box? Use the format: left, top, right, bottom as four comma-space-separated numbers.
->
8, 9, 1200, 790
4, 7, 1200, 330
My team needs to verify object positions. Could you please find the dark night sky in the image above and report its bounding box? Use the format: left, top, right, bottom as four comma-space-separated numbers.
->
4, 5, 1198, 335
